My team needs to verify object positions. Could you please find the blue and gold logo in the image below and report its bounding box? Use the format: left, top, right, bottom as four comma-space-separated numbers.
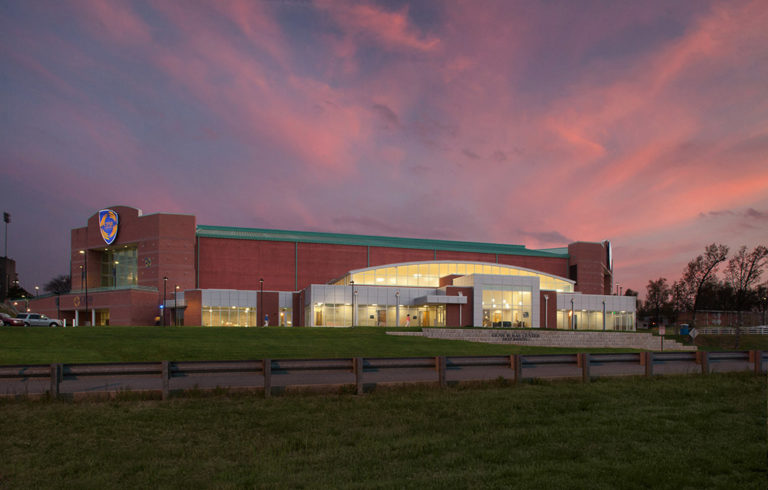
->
99, 209, 119, 245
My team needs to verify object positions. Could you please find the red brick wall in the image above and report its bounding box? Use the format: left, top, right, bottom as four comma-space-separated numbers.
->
259, 291, 280, 326
540, 291, 557, 329
370, 247, 435, 266
446, 287, 473, 327
71, 207, 196, 293
28, 289, 160, 325
197, 238, 298, 291
296, 243, 369, 289
438, 274, 462, 287
435, 250, 496, 263
568, 242, 609, 294
198, 236, 574, 293
498, 255, 569, 278
184, 290, 202, 326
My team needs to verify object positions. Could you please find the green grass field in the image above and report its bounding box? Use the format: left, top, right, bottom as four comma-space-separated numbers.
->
0, 326, 647, 365
0, 373, 764, 489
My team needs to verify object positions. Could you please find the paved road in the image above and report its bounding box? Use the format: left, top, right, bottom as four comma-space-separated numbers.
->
0, 358, 761, 398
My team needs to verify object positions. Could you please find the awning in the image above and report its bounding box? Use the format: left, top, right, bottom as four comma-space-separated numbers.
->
412, 295, 468, 306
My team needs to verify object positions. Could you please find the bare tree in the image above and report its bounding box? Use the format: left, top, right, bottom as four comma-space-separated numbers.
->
725, 245, 768, 327
676, 243, 729, 327
44, 274, 71, 295
646, 278, 671, 327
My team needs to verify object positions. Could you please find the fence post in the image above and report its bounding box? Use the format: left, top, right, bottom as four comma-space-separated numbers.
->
354, 357, 363, 395
753, 350, 762, 375
701, 351, 709, 375
49, 363, 61, 399
645, 352, 654, 377
514, 354, 522, 384
161, 361, 171, 400
581, 353, 591, 383
437, 356, 446, 387
263, 359, 271, 398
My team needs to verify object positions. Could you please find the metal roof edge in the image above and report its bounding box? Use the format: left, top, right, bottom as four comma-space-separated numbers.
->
196, 225, 569, 258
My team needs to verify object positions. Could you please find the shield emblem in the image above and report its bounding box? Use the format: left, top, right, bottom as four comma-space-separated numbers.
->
99, 209, 119, 245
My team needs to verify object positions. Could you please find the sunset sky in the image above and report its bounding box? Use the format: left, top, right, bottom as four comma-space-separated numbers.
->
2, 0, 767, 297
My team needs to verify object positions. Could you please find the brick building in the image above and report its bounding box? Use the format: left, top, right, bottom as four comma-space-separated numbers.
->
28, 206, 635, 329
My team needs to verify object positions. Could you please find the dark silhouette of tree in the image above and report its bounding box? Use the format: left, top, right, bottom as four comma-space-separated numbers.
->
645, 278, 671, 327
44, 274, 71, 295
7, 284, 30, 300
673, 243, 729, 327
725, 245, 768, 327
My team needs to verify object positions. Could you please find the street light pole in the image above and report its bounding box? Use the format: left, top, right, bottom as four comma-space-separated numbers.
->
350, 280, 355, 326
543, 294, 549, 329
79, 250, 88, 326
395, 289, 400, 327
570, 297, 575, 330
602, 300, 606, 331
3, 212, 9, 258
162, 276, 167, 326
34, 286, 39, 297
260, 278, 264, 326
174, 285, 179, 326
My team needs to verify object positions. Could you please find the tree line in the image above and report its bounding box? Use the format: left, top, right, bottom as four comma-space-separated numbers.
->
639, 244, 768, 328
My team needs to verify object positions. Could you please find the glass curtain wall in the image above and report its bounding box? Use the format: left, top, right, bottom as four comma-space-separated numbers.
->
354, 305, 444, 327
556, 310, 635, 331
279, 308, 292, 326
307, 303, 445, 327
481, 287, 532, 327
202, 307, 258, 327
337, 262, 573, 292
100, 246, 138, 288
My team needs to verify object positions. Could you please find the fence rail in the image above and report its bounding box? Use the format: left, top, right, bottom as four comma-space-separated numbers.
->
1, 350, 765, 400
697, 326, 768, 335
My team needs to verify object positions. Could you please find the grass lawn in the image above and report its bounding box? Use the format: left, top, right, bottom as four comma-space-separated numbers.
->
0, 326, 640, 365
693, 334, 768, 351
0, 373, 764, 489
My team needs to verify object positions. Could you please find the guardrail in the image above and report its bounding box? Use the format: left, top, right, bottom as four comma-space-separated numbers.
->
0, 350, 765, 400
697, 326, 768, 335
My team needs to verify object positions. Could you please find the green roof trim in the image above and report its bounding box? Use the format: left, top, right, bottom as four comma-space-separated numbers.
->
196, 225, 569, 258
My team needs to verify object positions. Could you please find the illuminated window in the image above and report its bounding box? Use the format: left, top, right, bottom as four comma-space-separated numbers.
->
333, 261, 573, 291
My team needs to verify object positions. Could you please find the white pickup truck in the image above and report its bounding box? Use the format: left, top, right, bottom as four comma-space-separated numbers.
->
16, 313, 63, 327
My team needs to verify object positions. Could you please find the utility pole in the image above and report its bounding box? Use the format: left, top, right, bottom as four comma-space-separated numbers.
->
3, 212, 9, 257
2, 212, 8, 302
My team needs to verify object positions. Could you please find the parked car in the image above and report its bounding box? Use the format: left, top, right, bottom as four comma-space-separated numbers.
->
15, 313, 62, 327
0, 312, 25, 326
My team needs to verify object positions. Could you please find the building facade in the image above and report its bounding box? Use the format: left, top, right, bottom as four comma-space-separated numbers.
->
27, 206, 635, 330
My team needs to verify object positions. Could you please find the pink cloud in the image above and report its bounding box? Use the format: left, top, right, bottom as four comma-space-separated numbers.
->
76, 0, 152, 45
317, 0, 440, 53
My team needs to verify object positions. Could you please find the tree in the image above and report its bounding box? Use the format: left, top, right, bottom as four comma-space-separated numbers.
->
725, 245, 768, 327
645, 278, 671, 327
675, 243, 729, 327
8, 285, 30, 300
44, 274, 71, 295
